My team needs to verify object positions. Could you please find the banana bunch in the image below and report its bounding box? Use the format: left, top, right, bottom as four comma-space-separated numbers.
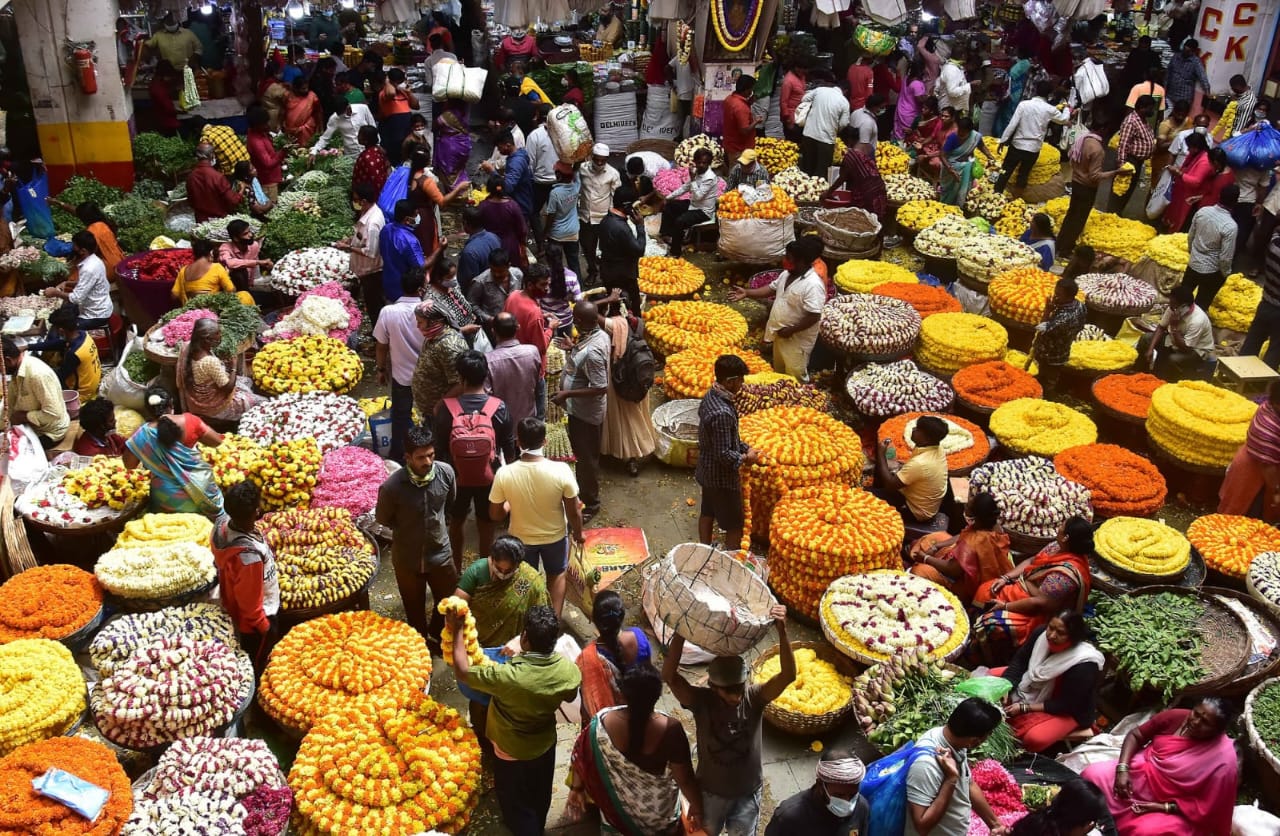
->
63, 457, 149, 510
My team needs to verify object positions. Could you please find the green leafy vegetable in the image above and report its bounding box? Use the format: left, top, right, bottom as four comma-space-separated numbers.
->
19, 252, 69, 283
132, 133, 196, 183
1091, 593, 1206, 701
123, 351, 160, 384
132, 179, 169, 201
259, 211, 352, 262
104, 196, 167, 253
51, 176, 127, 234
1254, 680, 1280, 758
159, 293, 261, 356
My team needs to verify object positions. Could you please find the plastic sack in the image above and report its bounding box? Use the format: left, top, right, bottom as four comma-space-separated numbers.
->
1072, 60, 1109, 107
179, 66, 200, 111
15, 170, 54, 239
377, 164, 412, 218
32, 768, 109, 822
718, 216, 795, 264
547, 104, 594, 164
7, 425, 49, 496
954, 675, 1014, 702
863, 0, 909, 27
1146, 169, 1174, 219
1233, 803, 1280, 836
1221, 123, 1280, 170
462, 67, 487, 103
862, 743, 935, 836
43, 237, 73, 257
431, 61, 467, 101
98, 329, 154, 411
855, 25, 897, 55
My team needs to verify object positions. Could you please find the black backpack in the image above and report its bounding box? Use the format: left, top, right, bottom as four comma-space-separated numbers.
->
611, 320, 656, 402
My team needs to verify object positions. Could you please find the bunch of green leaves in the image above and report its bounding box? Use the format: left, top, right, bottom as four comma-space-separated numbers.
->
1091, 593, 1206, 702
259, 211, 351, 262
104, 196, 167, 253
926, 690, 1022, 762
19, 252, 69, 282
123, 351, 160, 384
51, 176, 127, 233
159, 293, 261, 356
316, 184, 355, 223
132, 133, 196, 183
132, 179, 169, 201
1253, 681, 1280, 758
327, 155, 355, 184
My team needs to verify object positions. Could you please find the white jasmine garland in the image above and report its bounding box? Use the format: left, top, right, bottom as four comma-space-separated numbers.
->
969, 458, 1093, 539
268, 247, 356, 295
90, 604, 237, 676
149, 737, 286, 800
914, 215, 986, 258
262, 295, 350, 341
903, 416, 975, 456
1077, 272, 1157, 312
845, 360, 954, 417
94, 543, 216, 600
239, 392, 365, 453
820, 293, 921, 356
772, 167, 828, 202
955, 236, 1040, 282
125, 787, 245, 835
825, 573, 964, 656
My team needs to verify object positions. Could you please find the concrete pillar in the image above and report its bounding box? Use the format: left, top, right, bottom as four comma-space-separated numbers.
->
12, 0, 133, 191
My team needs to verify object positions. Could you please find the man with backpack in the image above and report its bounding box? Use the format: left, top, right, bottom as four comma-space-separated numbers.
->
905, 698, 1009, 836
435, 351, 518, 572
552, 300, 610, 523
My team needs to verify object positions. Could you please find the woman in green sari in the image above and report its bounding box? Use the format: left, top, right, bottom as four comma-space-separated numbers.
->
939, 115, 997, 208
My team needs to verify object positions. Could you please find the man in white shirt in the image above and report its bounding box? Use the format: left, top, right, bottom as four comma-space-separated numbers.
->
659, 148, 718, 259
1169, 113, 1213, 166
524, 104, 558, 252
374, 264, 427, 463
338, 182, 387, 318
994, 80, 1071, 193
1140, 284, 1217, 380
729, 237, 826, 380
798, 70, 850, 179
483, 108, 525, 174
849, 94, 885, 156
935, 47, 972, 114
315, 98, 377, 156
43, 230, 112, 327
576, 143, 622, 283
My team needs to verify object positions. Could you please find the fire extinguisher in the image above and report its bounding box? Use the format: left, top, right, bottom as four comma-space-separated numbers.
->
74, 47, 97, 95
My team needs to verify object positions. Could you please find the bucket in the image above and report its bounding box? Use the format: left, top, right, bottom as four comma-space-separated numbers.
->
368, 410, 392, 458
63, 390, 80, 419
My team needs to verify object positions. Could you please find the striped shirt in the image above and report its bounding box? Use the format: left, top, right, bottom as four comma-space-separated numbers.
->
1233, 89, 1258, 136
1187, 205, 1238, 276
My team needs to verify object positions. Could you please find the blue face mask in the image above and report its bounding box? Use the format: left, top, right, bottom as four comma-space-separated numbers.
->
825, 786, 858, 818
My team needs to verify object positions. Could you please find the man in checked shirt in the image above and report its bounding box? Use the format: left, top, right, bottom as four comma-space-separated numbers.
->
1111, 95, 1158, 216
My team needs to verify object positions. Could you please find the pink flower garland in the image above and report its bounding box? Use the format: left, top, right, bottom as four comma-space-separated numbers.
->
161, 309, 218, 347
966, 759, 1027, 835
652, 167, 729, 198
312, 445, 385, 516
261, 281, 363, 344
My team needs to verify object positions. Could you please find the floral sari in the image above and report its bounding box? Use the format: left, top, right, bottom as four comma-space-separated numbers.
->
471, 561, 548, 647
911, 526, 1012, 604
571, 708, 683, 836
963, 544, 1091, 666
578, 627, 654, 717
176, 341, 260, 422
125, 418, 223, 518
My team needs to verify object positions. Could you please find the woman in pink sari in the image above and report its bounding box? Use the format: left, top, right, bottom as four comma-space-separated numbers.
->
1082, 698, 1238, 836
283, 77, 323, 147
1220, 378, 1280, 520
1163, 131, 1213, 232
894, 61, 929, 140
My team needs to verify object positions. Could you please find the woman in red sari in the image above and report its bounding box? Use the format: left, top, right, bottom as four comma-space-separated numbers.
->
1082, 698, 1238, 835
826, 125, 890, 226
908, 99, 948, 184
907, 492, 1012, 607
1220, 378, 1280, 520
1163, 131, 1213, 232
962, 515, 1093, 667
282, 77, 323, 147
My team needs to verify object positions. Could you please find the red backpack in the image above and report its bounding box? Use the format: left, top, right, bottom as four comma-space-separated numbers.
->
442, 397, 502, 487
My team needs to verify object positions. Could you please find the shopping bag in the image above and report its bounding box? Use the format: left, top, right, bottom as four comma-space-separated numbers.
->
15, 169, 53, 239
1145, 169, 1173, 219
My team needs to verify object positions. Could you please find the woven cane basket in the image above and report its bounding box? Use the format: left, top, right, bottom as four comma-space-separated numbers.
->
750, 641, 862, 736
647, 542, 777, 656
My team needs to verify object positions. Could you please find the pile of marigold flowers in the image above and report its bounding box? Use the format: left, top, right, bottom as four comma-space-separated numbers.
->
717, 186, 797, 220
1142, 233, 1190, 272
990, 398, 1097, 457
258, 611, 433, 733
1093, 372, 1163, 419
0, 737, 133, 832
1187, 514, 1280, 578
768, 483, 903, 618
1066, 339, 1139, 372
62, 457, 150, 511
833, 259, 918, 294
0, 565, 102, 643
988, 268, 1060, 325
638, 256, 705, 298
917, 313, 1009, 374
1094, 516, 1190, 579
643, 301, 747, 355
872, 281, 961, 317
1208, 273, 1261, 332
0, 639, 85, 755
951, 360, 1042, 409
896, 199, 963, 233
879, 412, 990, 473
663, 344, 770, 399
1054, 443, 1167, 517
1146, 380, 1256, 468
251, 334, 362, 395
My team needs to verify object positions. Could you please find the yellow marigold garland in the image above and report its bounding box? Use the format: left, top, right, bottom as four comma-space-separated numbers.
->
753, 647, 853, 715
251, 335, 363, 395
116, 513, 213, 549
0, 639, 85, 756
989, 398, 1097, 457
1066, 339, 1139, 372
1146, 380, 1257, 468
1143, 233, 1190, 272
833, 259, 918, 294
917, 312, 1009, 374
62, 457, 149, 511
663, 345, 770, 399
1094, 516, 1191, 578
638, 256, 705, 298
643, 301, 747, 355
896, 199, 963, 233
1208, 273, 1261, 332
1188, 513, 1280, 578
988, 268, 1059, 324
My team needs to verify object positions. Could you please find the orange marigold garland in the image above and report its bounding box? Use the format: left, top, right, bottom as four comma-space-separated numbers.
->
0, 737, 133, 834
871, 282, 962, 318
0, 565, 103, 642
1053, 444, 1167, 517
289, 691, 482, 835
663, 345, 770, 399
768, 483, 903, 619
1187, 514, 1280, 579
1093, 372, 1164, 419
878, 412, 991, 473
951, 361, 1043, 409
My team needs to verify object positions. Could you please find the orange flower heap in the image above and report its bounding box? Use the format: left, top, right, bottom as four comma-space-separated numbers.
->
879, 412, 990, 473
739, 406, 865, 539
1094, 372, 1163, 419
987, 268, 1059, 325
0, 737, 132, 835
768, 483, 903, 618
0, 565, 102, 642
258, 611, 432, 733
638, 256, 705, 298
717, 188, 798, 220
289, 691, 482, 835
951, 360, 1043, 409
1187, 514, 1280, 578
643, 301, 748, 355
1054, 444, 1167, 517
871, 282, 962, 318
664, 345, 770, 399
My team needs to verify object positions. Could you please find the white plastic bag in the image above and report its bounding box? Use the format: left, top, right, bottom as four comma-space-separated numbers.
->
1146, 170, 1174, 219
431, 61, 468, 101
593, 92, 639, 151
547, 104, 594, 164
640, 85, 682, 141
461, 67, 487, 103
6, 425, 48, 497
1072, 59, 1109, 107
717, 215, 795, 264
1233, 803, 1280, 836
97, 329, 153, 411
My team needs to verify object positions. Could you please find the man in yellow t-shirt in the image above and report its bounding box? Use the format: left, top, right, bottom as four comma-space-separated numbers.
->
33, 306, 102, 408
874, 415, 950, 523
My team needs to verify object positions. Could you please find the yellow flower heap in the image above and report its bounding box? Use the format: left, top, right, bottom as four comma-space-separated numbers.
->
739, 407, 865, 540
767, 483, 903, 619
990, 398, 1098, 457
753, 647, 852, 716
0, 638, 85, 755
1080, 212, 1158, 263
260, 507, 376, 610
896, 200, 962, 233
988, 268, 1059, 325
638, 256, 705, 298
664, 344, 770, 399
1143, 233, 1190, 272
643, 301, 747, 355
437, 597, 487, 667
251, 335, 363, 395
982, 136, 1061, 185
116, 512, 213, 549
1066, 339, 1139, 372
1208, 273, 1260, 332
1094, 517, 1191, 579
877, 143, 911, 176
755, 137, 800, 173
1111, 162, 1135, 197
1214, 100, 1238, 142
834, 259, 918, 294
1188, 514, 1280, 578
994, 198, 1034, 238
252, 437, 322, 510
289, 690, 482, 835
62, 457, 149, 510
1146, 380, 1257, 468
917, 313, 1009, 374
203, 433, 266, 488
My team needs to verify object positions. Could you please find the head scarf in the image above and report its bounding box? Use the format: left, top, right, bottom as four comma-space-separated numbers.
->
816, 757, 866, 785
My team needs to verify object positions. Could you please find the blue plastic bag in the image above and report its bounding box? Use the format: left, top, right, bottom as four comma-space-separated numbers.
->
1221, 123, 1280, 170
377, 164, 412, 219
862, 742, 935, 836
44, 238, 73, 257
15, 170, 54, 239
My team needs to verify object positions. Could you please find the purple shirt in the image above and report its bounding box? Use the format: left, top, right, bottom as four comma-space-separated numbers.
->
372, 296, 424, 386
485, 338, 542, 424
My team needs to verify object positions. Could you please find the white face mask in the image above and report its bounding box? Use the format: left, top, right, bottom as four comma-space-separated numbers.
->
1194, 126, 1208, 135
825, 786, 858, 818
491, 563, 515, 581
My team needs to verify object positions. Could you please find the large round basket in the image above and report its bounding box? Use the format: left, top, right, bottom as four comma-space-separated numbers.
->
823, 238, 882, 264
1244, 677, 1280, 803
652, 400, 702, 469
750, 641, 863, 736
1006, 529, 1054, 556
1090, 379, 1148, 427
278, 550, 380, 632
957, 266, 991, 294
795, 205, 822, 235
1247, 569, 1280, 621
60, 605, 105, 652
1204, 587, 1280, 695
1089, 550, 1206, 596
1093, 541, 1190, 587
819, 571, 969, 666
747, 268, 783, 293
116, 251, 183, 330
106, 576, 219, 614
954, 393, 997, 428
814, 206, 882, 251
988, 310, 1036, 352
647, 543, 777, 657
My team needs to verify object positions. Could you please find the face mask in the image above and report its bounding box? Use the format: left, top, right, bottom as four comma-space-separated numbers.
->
491, 564, 515, 581
562, 78, 570, 86
1195, 126, 1208, 135
1257, 111, 1268, 121
165, 23, 179, 32
414, 129, 427, 137
239, 236, 255, 247
408, 462, 437, 485
1047, 638, 1072, 653
440, 279, 458, 289
825, 787, 857, 818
